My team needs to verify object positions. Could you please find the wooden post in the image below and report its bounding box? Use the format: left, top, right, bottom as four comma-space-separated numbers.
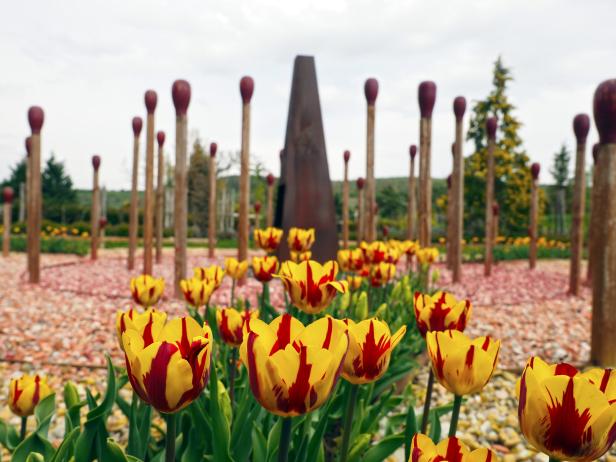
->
418, 81, 436, 247
356, 178, 365, 243
27, 107, 43, 283
254, 202, 261, 229
90, 155, 101, 260
25, 137, 32, 274
364, 79, 378, 242
208, 142, 218, 258
128, 117, 142, 271
143, 90, 157, 275
529, 163, 540, 269
408, 145, 417, 241
99, 217, 107, 251
492, 203, 500, 251
452, 96, 466, 283
266, 173, 275, 228
155, 131, 165, 264
343, 150, 350, 248
591, 79, 616, 366
446, 173, 452, 269
569, 114, 590, 295
172, 80, 191, 297
3, 187, 13, 257
587, 143, 599, 285
238, 76, 254, 273
484, 117, 497, 276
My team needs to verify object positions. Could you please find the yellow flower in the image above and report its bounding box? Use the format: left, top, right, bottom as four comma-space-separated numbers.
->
426, 330, 500, 396
276, 260, 348, 314
225, 257, 249, 280
216, 307, 259, 347
337, 249, 354, 272
180, 277, 216, 307
290, 250, 312, 262
517, 357, 616, 461
369, 262, 396, 287
413, 291, 471, 338
365, 241, 388, 264
8, 374, 53, 417
409, 433, 497, 462
130, 275, 165, 307
400, 240, 419, 256
252, 256, 280, 283
240, 314, 348, 417
346, 275, 363, 291
254, 227, 283, 253
287, 227, 315, 253
342, 318, 406, 384
416, 247, 439, 265
122, 316, 212, 413
116, 308, 167, 350
193, 265, 224, 290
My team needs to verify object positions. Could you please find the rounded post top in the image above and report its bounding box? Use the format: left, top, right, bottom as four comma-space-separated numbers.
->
573, 113, 591, 144
3, 186, 14, 204
594, 79, 616, 144
493, 202, 500, 216
266, 173, 275, 186
132, 117, 143, 136
209, 142, 218, 157
486, 116, 498, 139
254, 201, 261, 213
409, 144, 417, 159
156, 131, 165, 147
28, 106, 44, 134
25, 137, 32, 156
593, 143, 599, 164
144, 90, 158, 114
356, 177, 365, 189
382, 225, 389, 237
172, 80, 191, 116
99, 216, 108, 228
364, 78, 379, 105
531, 162, 540, 180
240, 76, 254, 104
92, 155, 101, 171
343, 150, 351, 163
447, 174, 452, 189
453, 96, 466, 120
418, 81, 437, 118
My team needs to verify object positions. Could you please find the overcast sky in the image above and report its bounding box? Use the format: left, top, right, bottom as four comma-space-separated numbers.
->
1, 0, 614, 190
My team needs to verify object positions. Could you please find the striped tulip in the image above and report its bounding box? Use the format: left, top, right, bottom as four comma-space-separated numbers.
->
338, 248, 365, 273
346, 275, 363, 291
290, 250, 312, 262
240, 314, 348, 416
130, 275, 165, 307
364, 240, 388, 264
384, 246, 401, 264
9, 374, 53, 417
216, 307, 259, 347
342, 318, 406, 384
400, 240, 419, 256
517, 357, 616, 461
254, 227, 283, 253
369, 262, 396, 287
416, 247, 439, 265
277, 260, 348, 314
225, 257, 249, 280
426, 330, 500, 396
180, 277, 216, 307
116, 308, 167, 350
122, 316, 212, 413
410, 433, 496, 462
193, 265, 224, 290
413, 291, 471, 338
337, 249, 354, 272
252, 255, 279, 283
287, 227, 315, 253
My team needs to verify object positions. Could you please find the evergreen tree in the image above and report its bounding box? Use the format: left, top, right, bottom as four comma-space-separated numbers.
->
1, 158, 27, 193
550, 144, 571, 235
187, 139, 210, 236
41, 154, 77, 222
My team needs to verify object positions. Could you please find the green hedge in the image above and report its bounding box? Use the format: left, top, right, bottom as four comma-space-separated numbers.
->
1, 235, 89, 256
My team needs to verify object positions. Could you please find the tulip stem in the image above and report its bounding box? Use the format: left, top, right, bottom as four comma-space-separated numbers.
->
339, 383, 359, 462
20, 416, 27, 441
448, 394, 463, 437
278, 417, 293, 462
165, 412, 176, 462
228, 347, 237, 405
420, 368, 435, 433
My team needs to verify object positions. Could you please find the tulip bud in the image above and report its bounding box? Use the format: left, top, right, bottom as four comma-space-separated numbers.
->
431, 268, 440, 284
339, 290, 351, 311
63, 382, 81, 410
217, 380, 232, 426
374, 303, 387, 319
355, 291, 369, 320
9, 374, 53, 417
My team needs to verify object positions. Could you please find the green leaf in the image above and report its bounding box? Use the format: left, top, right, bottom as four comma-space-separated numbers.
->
305, 401, 333, 462
0, 418, 20, 450
265, 418, 281, 462
347, 433, 371, 462
50, 427, 80, 462
24, 453, 44, 462
404, 405, 417, 462
208, 356, 233, 462
360, 432, 405, 462
251, 424, 267, 462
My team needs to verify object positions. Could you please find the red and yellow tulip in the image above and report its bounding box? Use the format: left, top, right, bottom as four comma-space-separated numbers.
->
342, 318, 406, 384
116, 308, 167, 350
400, 240, 419, 257
276, 260, 348, 314
252, 256, 279, 283
122, 316, 212, 413
130, 275, 165, 307
517, 356, 616, 461
8, 374, 53, 417
180, 277, 216, 307
369, 262, 396, 287
193, 265, 224, 290
290, 250, 312, 262
416, 247, 439, 266
225, 257, 249, 280
413, 291, 471, 338
254, 227, 283, 253
346, 275, 363, 291
409, 433, 496, 462
240, 314, 348, 416
216, 307, 259, 347
287, 227, 315, 253
426, 330, 500, 396
364, 241, 388, 264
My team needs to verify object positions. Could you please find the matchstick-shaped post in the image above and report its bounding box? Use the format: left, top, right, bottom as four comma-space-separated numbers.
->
364, 78, 378, 242
143, 90, 157, 275
356, 177, 365, 243
451, 96, 466, 282
238, 76, 254, 275
418, 81, 436, 247
128, 116, 142, 270
266, 173, 275, 228
446, 172, 453, 269
90, 155, 101, 260
342, 150, 351, 248
591, 79, 616, 366
27, 106, 43, 283
529, 162, 541, 269
25, 137, 32, 274
208, 142, 218, 258
492, 203, 500, 249
408, 145, 417, 241
587, 143, 599, 285
3, 187, 13, 257
155, 131, 165, 264
99, 216, 107, 250
254, 202, 261, 229
484, 116, 497, 276
569, 113, 590, 295
172, 80, 191, 297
